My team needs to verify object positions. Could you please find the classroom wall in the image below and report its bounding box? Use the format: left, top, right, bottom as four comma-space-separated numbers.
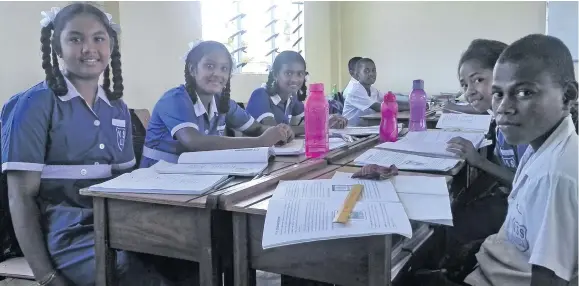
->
338, 1, 552, 94
0, 1, 576, 110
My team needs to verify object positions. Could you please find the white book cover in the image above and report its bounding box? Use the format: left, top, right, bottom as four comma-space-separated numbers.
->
375, 130, 486, 158
88, 167, 229, 195
153, 160, 267, 177
435, 113, 493, 133
273, 138, 348, 156
178, 147, 274, 164
353, 148, 461, 172
261, 179, 412, 249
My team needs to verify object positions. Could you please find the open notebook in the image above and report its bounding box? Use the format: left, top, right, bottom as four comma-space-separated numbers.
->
262, 179, 413, 249
273, 138, 348, 156
87, 167, 229, 195
375, 113, 493, 159
154, 147, 274, 176
353, 148, 461, 172
332, 172, 453, 226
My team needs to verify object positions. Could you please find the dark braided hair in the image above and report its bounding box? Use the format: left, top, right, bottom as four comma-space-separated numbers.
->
184, 41, 232, 114
498, 34, 578, 133
41, 3, 123, 100
458, 39, 507, 75
265, 50, 308, 102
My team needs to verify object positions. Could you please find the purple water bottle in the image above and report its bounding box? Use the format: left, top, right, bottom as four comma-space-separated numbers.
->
409, 79, 427, 131
380, 91, 398, 142
305, 83, 330, 158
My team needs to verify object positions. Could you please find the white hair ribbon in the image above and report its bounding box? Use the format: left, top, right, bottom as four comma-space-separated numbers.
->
181, 39, 204, 62
40, 7, 121, 34
40, 7, 61, 27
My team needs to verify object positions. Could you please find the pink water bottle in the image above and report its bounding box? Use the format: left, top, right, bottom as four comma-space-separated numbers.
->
409, 79, 427, 131
305, 83, 329, 158
380, 91, 398, 142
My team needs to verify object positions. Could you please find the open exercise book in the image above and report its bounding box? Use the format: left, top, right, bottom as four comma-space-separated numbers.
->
87, 167, 230, 195
329, 124, 404, 136
262, 179, 413, 249
374, 113, 493, 158
353, 148, 461, 172
273, 138, 348, 156
154, 147, 274, 177
333, 172, 453, 226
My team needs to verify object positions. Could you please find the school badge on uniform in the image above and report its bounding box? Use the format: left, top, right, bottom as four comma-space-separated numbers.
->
112, 118, 127, 151
116, 127, 126, 151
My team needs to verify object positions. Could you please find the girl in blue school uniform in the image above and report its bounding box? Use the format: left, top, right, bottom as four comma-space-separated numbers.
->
428, 39, 528, 282
140, 41, 294, 167
245, 50, 348, 136
1, 3, 172, 285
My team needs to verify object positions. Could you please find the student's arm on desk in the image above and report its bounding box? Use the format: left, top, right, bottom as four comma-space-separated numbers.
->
8, 172, 69, 285
175, 126, 287, 151
444, 102, 486, 114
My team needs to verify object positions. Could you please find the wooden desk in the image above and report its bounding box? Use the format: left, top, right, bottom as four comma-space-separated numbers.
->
79, 161, 295, 286
359, 111, 439, 128
220, 164, 454, 286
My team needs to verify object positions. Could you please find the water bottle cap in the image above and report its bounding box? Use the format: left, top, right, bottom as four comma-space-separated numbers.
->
384, 91, 397, 102
413, 79, 424, 90
309, 83, 324, 92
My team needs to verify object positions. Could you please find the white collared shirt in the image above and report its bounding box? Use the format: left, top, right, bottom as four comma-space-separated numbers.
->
60, 76, 111, 107
342, 77, 382, 126
466, 115, 578, 285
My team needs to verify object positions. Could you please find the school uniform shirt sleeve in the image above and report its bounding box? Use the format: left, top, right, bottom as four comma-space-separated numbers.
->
112, 102, 136, 172
2, 90, 52, 172
155, 89, 200, 137
344, 82, 377, 112
225, 99, 255, 132
246, 88, 274, 122
527, 174, 578, 281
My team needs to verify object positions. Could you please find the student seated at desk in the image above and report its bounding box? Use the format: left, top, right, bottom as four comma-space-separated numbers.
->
445, 34, 578, 286
342, 58, 382, 126
1, 4, 173, 285
439, 40, 525, 276
246, 50, 348, 136
140, 41, 294, 168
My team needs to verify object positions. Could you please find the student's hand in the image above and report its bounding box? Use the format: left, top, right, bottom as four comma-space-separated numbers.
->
446, 137, 484, 167
279, 123, 295, 143
329, 114, 348, 129
260, 125, 291, 147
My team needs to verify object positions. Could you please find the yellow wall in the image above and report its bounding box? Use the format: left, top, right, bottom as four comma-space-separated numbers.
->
0, 1, 576, 111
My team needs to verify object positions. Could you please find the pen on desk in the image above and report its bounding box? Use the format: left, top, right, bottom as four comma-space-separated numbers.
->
252, 169, 266, 180
214, 176, 235, 190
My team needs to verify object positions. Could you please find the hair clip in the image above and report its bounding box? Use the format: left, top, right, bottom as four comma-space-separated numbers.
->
104, 12, 122, 34
40, 7, 61, 27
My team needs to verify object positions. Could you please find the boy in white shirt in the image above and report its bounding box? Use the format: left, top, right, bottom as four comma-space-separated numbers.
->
462, 34, 578, 286
342, 58, 382, 126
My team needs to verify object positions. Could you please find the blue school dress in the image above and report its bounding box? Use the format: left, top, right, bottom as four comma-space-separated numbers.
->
245, 87, 304, 124
140, 85, 255, 167
495, 128, 528, 171
1, 79, 170, 285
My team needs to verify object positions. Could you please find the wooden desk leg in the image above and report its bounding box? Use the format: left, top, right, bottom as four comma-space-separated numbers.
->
94, 197, 116, 286
199, 209, 221, 286
232, 213, 256, 286
368, 235, 392, 286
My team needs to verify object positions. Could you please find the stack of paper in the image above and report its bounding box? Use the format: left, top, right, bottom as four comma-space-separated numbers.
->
273, 138, 348, 156
155, 147, 273, 176
330, 124, 404, 137
261, 179, 413, 249
353, 148, 460, 172
332, 172, 453, 226
88, 167, 229, 195
435, 113, 493, 132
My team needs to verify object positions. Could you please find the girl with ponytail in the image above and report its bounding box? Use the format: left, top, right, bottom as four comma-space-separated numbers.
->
246, 50, 348, 136
140, 40, 294, 168
1, 3, 172, 285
